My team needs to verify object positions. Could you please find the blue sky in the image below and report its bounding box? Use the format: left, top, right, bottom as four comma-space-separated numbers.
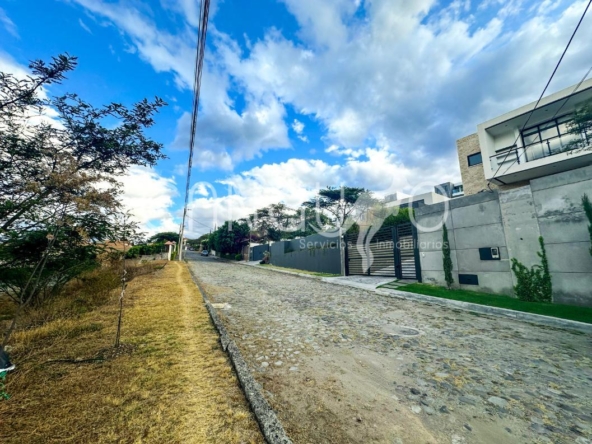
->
1, 0, 591, 237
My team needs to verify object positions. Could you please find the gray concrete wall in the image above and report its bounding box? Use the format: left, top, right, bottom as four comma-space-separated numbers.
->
415, 164, 592, 307
416, 192, 514, 295
267, 234, 341, 275
530, 164, 592, 306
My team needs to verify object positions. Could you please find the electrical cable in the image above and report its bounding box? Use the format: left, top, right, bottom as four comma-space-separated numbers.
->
178, 0, 212, 259
487, 0, 591, 189
497, 65, 592, 178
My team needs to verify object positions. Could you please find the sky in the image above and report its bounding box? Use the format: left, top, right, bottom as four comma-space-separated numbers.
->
1, 0, 592, 238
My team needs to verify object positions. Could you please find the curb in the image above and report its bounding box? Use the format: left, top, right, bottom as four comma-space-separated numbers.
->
376, 288, 592, 334
231, 259, 592, 334
186, 265, 293, 444
236, 261, 323, 281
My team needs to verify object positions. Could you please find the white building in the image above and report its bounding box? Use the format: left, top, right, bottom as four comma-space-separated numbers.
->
383, 191, 449, 209
457, 78, 592, 195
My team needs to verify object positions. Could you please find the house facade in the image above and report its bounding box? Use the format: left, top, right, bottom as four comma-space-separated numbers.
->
457, 78, 592, 195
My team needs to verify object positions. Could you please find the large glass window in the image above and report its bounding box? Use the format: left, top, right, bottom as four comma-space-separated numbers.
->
521, 114, 579, 160
467, 152, 483, 166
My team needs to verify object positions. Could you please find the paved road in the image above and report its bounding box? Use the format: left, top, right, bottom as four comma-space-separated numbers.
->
187, 254, 592, 444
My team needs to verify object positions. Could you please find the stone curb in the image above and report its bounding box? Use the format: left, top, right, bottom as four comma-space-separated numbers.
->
186, 265, 293, 444
232, 259, 592, 334
236, 261, 323, 281
376, 288, 592, 334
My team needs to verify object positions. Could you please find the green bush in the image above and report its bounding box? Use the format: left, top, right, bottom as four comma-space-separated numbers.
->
511, 236, 552, 302
235, 253, 243, 261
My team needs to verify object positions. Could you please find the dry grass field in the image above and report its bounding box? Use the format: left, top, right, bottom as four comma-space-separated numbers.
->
0, 261, 263, 444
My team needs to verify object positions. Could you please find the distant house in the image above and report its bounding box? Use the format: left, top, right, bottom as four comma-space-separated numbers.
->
383, 191, 449, 210
457, 78, 592, 195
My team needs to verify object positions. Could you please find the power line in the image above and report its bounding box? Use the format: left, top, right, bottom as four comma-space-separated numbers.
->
497, 65, 592, 178
178, 0, 212, 260
488, 0, 592, 188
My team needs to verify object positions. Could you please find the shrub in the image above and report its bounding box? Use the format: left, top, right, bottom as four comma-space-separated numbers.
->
583, 193, 592, 257
511, 236, 552, 302
442, 224, 454, 289
235, 253, 243, 261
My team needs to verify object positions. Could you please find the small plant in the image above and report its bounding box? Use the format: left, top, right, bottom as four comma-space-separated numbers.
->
583, 193, 592, 257
234, 253, 243, 261
442, 223, 454, 289
0, 372, 9, 400
511, 236, 552, 302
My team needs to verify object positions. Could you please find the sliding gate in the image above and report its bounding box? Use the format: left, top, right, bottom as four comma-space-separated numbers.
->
345, 223, 421, 281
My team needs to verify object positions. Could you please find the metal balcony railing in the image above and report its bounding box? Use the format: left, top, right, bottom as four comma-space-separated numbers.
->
489, 133, 591, 172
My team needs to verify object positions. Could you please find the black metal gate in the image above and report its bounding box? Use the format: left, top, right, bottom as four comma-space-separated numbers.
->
345, 223, 421, 281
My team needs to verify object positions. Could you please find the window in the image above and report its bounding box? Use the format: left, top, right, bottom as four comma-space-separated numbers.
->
467, 152, 483, 166
521, 113, 577, 159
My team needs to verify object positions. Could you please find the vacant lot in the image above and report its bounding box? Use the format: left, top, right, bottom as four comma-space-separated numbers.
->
0, 261, 263, 444
189, 255, 592, 444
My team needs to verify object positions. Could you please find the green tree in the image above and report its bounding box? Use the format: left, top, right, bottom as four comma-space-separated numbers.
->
442, 223, 454, 289
303, 186, 375, 228
0, 54, 165, 349
212, 221, 249, 255
148, 232, 179, 244
564, 100, 592, 153
583, 193, 592, 257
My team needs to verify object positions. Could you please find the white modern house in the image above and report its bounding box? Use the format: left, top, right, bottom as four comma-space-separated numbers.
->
477, 78, 592, 187
383, 191, 449, 209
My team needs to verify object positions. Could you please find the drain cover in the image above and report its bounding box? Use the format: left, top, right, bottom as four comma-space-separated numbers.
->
382, 325, 421, 337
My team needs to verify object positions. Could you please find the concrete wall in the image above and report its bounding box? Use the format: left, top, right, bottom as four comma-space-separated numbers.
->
265, 233, 342, 275
416, 191, 514, 295
530, 164, 592, 306
415, 164, 592, 307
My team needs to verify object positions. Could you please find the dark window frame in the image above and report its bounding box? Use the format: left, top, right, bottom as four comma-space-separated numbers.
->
467, 152, 483, 167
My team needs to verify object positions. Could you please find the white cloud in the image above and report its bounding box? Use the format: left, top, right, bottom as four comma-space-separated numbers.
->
70, 0, 291, 170
291, 118, 309, 142
292, 119, 304, 134
183, 147, 459, 237
78, 18, 92, 34
0, 7, 18, 38
119, 166, 178, 236
215, 0, 592, 163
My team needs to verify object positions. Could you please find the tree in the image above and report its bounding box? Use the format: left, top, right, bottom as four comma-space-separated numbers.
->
583, 193, 592, 257
0, 54, 166, 349
302, 186, 376, 230
148, 232, 179, 244
564, 100, 592, 153
442, 223, 454, 289
211, 221, 249, 255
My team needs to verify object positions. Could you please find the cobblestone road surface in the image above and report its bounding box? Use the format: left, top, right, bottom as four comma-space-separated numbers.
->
188, 255, 592, 444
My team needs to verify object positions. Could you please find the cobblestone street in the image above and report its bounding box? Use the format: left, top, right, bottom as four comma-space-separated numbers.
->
188, 255, 592, 444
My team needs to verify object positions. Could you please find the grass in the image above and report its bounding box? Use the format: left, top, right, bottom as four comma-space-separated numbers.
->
392, 283, 592, 324
258, 263, 340, 278
0, 261, 263, 444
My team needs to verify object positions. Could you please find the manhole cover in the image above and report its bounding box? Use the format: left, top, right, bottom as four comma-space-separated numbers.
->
382, 325, 421, 337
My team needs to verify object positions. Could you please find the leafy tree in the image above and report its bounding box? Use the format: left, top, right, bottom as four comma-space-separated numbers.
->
564, 100, 592, 153
302, 186, 375, 229
211, 221, 249, 255
583, 193, 592, 257
0, 54, 166, 349
442, 223, 454, 289
382, 208, 413, 228
148, 232, 179, 244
